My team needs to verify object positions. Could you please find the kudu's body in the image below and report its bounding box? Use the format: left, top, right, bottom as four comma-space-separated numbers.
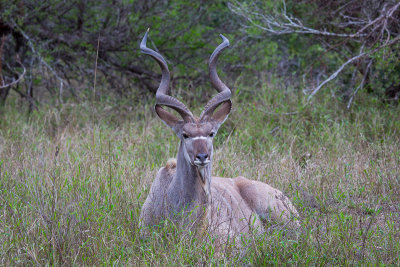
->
139, 30, 299, 243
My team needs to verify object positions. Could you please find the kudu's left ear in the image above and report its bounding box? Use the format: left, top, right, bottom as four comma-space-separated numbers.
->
211, 100, 232, 124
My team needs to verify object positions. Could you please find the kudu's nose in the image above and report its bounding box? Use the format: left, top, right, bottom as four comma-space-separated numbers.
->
196, 153, 209, 163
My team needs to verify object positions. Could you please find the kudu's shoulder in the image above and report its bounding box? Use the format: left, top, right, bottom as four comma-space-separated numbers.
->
158, 158, 176, 179
164, 158, 177, 172
152, 158, 176, 187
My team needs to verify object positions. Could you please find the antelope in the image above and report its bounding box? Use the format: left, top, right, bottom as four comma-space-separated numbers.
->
139, 30, 299, 244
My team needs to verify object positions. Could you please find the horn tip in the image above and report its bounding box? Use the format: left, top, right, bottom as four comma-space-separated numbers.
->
140, 30, 150, 51
219, 34, 230, 46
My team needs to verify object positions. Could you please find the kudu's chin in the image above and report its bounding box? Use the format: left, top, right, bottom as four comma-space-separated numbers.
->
195, 162, 210, 184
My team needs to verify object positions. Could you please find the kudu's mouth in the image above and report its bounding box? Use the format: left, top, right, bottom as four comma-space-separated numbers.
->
193, 160, 211, 167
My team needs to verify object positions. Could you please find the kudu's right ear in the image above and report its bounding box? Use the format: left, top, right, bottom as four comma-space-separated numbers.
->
155, 104, 182, 128
211, 100, 232, 124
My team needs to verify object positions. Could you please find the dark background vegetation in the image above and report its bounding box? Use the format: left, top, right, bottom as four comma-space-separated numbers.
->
1, 0, 399, 110
1, 0, 400, 265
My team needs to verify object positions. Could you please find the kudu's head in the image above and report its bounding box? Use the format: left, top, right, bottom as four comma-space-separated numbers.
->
140, 30, 231, 168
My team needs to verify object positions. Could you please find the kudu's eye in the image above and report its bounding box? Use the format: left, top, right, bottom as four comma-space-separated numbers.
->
182, 133, 189, 139
209, 132, 215, 138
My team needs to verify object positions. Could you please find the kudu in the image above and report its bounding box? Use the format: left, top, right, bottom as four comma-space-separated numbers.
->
139, 30, 299, 244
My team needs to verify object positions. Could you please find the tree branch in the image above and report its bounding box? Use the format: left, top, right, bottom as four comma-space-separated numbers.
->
10, 20, 65, 104
229, 0, 367, 38
305, 35, 400, 100
347, 59, 373, 109
0, 60, 26, 89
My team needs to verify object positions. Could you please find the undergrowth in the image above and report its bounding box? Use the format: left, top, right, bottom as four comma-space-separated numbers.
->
0, 84, 399, 265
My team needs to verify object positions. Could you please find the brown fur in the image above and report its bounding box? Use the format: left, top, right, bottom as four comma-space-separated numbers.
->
139, 32, 299, 246
165, 158, 177, 171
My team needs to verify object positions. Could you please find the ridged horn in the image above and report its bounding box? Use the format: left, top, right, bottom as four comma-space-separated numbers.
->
200, 34, 232, 119
140, 29, 193, 121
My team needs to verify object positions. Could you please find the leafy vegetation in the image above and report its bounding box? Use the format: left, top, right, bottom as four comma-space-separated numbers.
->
1, 0, 399, 108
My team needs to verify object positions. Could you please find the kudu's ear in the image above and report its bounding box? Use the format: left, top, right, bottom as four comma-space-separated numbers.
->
210, 100, 232, 124
155, 105, 182, 128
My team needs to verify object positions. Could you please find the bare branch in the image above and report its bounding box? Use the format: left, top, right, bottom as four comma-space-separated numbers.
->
230, 0, 400, 102
305, 35, 400, 100
230, 0, 400, 40
304, 51, 366, 99
10, 20, 65, 104
0, 60, 26, 89
347, 59, 373, 109
228, 0, 367, 38
0, 34, 6, 86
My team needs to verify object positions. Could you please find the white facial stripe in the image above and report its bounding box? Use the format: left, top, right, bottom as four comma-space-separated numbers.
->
191, 136, 208, 140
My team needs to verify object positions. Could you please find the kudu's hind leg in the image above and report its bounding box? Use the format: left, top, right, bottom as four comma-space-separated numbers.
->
234, 177, 300, 228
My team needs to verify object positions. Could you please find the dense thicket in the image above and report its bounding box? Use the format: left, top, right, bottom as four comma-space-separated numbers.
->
0, 0, 399, 110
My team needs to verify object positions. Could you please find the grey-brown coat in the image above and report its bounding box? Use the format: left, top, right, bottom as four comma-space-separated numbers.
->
138, 30, 299, 245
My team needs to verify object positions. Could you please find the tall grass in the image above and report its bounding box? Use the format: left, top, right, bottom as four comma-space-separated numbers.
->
0, 84, 399, 265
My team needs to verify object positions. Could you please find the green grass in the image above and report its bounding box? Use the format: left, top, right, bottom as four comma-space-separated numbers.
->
0, 84, 399, 265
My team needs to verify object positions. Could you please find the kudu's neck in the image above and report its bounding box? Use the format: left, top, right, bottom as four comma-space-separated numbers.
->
168, 141, 212, 210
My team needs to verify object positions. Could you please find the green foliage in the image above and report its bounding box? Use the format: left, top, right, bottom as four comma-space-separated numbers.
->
1, 0, 399, 107
370, 42, 400, 97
